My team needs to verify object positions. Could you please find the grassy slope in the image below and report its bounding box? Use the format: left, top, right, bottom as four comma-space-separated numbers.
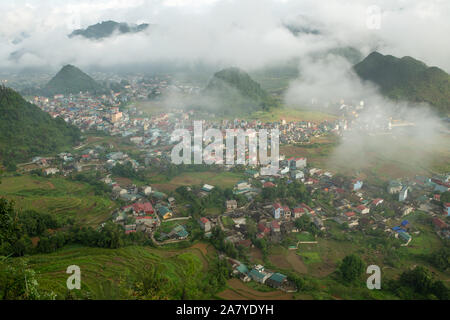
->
25, 244, 212, 299
0, 86, 80, 163
0, 175, 117, 226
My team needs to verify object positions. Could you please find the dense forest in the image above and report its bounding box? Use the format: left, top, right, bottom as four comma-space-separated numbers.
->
0, 86, 81, 165
43, 65, 107, 96
354, 52, 450, 115
198, 67, 280, 116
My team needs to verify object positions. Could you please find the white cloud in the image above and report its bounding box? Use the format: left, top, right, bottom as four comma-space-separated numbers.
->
0, 0, 448, 73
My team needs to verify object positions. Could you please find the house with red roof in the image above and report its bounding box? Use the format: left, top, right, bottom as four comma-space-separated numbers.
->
344, 211, 356, 219
431, 179, 450, 192
263, 181, 276, 188
300, 203, 315, 215
199, 217, 211, 232
123, 202, 154, 215
293, 207, 305, 219
258, 223, 270, 234
271, 220, 281, 233
356, 205, 370, 214
432, 217, 448, 230
372, 198, 384, 206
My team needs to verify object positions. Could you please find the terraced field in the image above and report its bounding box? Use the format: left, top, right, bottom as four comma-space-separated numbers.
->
0, 175, 117, 226
218, 279, 294, 300
25, 245, 210, 299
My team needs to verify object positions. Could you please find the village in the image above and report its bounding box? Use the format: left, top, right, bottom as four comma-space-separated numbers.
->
11, 83, 449, 293
19, 130, 450, 292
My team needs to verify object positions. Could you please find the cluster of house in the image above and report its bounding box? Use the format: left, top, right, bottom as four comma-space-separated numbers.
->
209, 165, 449, 246
29, 146, 107, 176
228, 259, 295, 291
112, 194, 181, 239
157, 224, 189, 241
113, 201, 159, 235
392, 220, 413, 245
432, 217, 450, 239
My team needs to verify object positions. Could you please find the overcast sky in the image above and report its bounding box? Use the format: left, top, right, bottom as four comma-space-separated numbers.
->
0, 0, 449, 72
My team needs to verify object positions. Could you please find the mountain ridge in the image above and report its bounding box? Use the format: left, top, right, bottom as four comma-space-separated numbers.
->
69, 20, 150, 40
354, 52, 450, 114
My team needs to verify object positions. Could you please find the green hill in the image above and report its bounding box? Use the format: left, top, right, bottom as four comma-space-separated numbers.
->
0, 86, 81, 165
201, 67, 279, 116
69, 20, 150, 40
43, 65, 106, 96
354, 52, 450, 115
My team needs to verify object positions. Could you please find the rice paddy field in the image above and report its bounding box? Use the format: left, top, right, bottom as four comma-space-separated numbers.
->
0, 175, 117, 226
24, 243, 216, 299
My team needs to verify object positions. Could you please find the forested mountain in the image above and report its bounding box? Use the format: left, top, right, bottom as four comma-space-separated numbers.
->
354, 52, 450, 115
201, 67, 279, 115
0, 86, 80, 165
43, 65, 107, 96
69, 21, 150, 40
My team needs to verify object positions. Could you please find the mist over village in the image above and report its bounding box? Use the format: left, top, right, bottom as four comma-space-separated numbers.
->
0, 0, 449, 307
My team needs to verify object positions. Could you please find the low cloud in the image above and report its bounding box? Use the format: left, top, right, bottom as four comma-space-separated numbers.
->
1, 0, 449, 73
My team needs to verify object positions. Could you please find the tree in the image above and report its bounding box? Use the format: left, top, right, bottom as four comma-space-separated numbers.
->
0, 199, 21, 256
246, 218, 257, 238
441, 191, 450, 203
339, 254, 366, 283
0, 258, 56, 300
428, 248, 450, 271
294, 215, 311, 231
392, 266, 450, 300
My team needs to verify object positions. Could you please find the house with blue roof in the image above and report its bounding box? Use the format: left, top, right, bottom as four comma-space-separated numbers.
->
236, 264, 249, 275
249, 268, 271, 284
171, 225, 188, 240
266, 273, 287, 289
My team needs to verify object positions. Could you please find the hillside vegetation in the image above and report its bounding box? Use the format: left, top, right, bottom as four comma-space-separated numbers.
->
43, 65, 107, 96
354, 52, 450, 115
0, 86, 80, 165
199, 67, 280, 116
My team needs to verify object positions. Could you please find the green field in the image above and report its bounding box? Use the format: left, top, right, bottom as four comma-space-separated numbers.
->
295, 232, 316, 242
159, 220, 188, 233
0, 175, 117, 226
221, 216, 235, 228
250, 107, 338, 122
297, 251, 322, 264
150, 171, 244, 192
24, 244, 211, 299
